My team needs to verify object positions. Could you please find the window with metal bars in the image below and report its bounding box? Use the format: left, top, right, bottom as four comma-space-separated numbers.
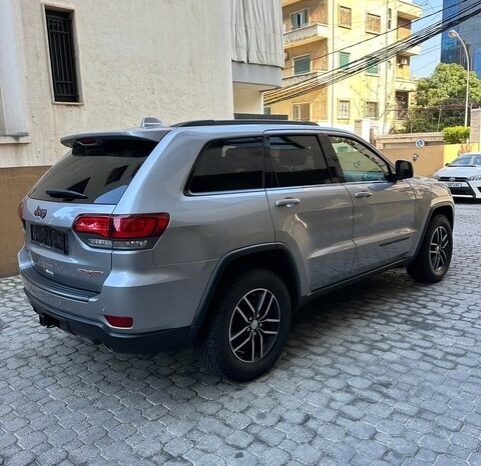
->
45, 9, 79, 102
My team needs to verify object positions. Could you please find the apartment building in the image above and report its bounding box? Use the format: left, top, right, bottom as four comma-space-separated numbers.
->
265, 0, 421, 135
0, 0, 283, 276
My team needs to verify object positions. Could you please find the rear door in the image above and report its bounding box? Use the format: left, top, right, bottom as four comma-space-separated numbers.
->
265, 131, 355, 291
325, 134, 416, 274
24, 137, 159, 292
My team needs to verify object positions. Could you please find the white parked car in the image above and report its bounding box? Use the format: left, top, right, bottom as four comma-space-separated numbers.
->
433, 153, 481, 199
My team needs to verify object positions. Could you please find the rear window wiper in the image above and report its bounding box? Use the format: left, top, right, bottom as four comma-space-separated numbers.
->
45, 189, 88, 200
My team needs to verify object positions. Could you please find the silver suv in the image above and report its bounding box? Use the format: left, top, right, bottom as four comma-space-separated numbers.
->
18, 119, 454, 381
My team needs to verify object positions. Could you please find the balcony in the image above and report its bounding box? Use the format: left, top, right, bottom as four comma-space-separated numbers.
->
397, 0, 422, 20
398, 44, 421, 57
284, 23, 329, 49
282, 70, 325, 87
395, 78, 416, 92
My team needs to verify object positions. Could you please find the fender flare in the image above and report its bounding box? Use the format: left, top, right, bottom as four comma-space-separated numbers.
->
411, 201, 454, 261
188, 242, 302, 341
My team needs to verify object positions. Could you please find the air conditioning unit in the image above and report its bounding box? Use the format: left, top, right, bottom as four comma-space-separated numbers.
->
399, 57, 409, 66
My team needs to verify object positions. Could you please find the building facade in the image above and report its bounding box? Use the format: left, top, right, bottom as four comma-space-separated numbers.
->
265, 0, 421, 136
0, 0, 283, 276
441, 0, 481, 77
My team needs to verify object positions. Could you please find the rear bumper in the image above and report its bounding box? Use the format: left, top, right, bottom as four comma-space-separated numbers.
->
25, 288, 191, 354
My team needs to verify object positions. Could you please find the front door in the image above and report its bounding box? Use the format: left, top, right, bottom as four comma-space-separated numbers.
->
265, 132, 355, 292
326, 134, 416, 274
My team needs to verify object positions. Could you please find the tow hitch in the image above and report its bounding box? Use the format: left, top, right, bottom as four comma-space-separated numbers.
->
39, 314, 60, 328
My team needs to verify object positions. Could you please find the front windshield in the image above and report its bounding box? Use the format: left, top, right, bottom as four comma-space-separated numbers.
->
449, 155, 481, 167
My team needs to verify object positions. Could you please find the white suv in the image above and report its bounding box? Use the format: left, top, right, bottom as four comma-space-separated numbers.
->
433, 153, 481, 199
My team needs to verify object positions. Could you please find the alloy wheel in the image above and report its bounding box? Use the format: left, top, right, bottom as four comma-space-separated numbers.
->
228, 288, 281, 363
430, 225, 450, 272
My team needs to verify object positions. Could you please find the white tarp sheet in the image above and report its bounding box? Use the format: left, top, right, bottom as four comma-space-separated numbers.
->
231, 0, 283, 68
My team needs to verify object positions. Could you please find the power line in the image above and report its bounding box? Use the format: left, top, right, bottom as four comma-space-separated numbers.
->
265, 0, 481, 105
281, 0, 470, 74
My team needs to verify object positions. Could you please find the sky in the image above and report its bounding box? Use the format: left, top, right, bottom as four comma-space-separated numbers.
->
411, 0, 444, 78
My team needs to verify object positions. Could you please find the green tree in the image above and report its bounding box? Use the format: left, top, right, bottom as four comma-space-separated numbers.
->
415, 63, 481, 107
398, 63, 481, 133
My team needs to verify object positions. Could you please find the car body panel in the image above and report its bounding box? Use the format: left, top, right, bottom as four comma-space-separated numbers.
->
345, 180, 417, 274
266, 185, 355, 292
18, 121, 455, 353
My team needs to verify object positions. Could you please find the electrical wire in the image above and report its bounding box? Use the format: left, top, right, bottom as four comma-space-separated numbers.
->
281, 0, 471, 74
265, 0, 481, 105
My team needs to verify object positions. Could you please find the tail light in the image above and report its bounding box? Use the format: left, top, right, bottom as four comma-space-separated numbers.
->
73, 213, 169, 250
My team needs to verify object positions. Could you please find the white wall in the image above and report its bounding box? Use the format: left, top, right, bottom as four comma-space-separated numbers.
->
1, 0, 235, 168
233, 83, 264, 114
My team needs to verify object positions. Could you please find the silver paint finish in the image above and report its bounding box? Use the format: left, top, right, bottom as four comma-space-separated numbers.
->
18, 122, 454, 340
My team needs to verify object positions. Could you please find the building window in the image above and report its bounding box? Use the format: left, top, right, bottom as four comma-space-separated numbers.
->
339, 52, 351, 70
388, 8, 392, 29
365, 101, 379, 118
291, 10, 309, 30
45, 9, 79, 102
397, 55, 410, 67
366, 60, 380, 75
337, 100, 351, 120
395, 91, 409, 119
366, 13, 381, 34
293, 103, 311, 122
338, 6, 352, 28
293, 55, 311, 75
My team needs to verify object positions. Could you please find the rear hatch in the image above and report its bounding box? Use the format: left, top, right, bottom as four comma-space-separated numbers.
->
23, 136, 160, 292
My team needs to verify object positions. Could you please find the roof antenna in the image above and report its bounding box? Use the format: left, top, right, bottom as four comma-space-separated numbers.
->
140, 117, 167, 128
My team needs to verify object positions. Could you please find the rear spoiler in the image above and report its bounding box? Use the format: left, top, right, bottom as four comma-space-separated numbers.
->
60, 129, 170, 148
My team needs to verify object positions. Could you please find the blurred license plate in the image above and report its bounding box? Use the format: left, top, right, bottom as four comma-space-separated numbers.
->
445, 182, 465, 188
31, 225, 68, 254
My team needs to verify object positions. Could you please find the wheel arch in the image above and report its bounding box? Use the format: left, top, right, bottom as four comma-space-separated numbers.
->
189, 243, 302, 342
412, 202, 454, 260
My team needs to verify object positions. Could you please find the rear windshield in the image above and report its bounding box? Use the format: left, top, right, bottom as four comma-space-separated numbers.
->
29, 137, 161, 204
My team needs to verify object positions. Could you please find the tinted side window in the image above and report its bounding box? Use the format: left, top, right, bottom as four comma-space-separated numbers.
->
189, 137, 264, 193
268, 135, 331, 187
329, 136, 390, 182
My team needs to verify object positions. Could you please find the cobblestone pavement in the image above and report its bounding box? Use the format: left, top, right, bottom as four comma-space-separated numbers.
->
1, 203, 481, 466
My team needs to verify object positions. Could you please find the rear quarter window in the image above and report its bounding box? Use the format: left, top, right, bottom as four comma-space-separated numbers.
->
188, 137, 264, 193
29, 137, 160, 204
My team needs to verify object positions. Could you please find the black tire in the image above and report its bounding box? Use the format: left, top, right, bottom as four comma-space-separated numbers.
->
201, 269, 291, 382
407, 214, 453, 283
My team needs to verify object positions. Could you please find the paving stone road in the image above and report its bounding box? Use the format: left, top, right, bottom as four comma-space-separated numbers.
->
1, 202, 481, 466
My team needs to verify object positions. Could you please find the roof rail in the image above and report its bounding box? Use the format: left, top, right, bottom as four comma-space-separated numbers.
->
171, 119, 319, 127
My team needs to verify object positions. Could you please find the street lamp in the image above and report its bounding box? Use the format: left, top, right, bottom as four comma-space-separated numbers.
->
448, 29, 470, 127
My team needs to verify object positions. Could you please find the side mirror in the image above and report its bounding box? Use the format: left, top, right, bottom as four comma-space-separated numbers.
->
396, 160, 414, 180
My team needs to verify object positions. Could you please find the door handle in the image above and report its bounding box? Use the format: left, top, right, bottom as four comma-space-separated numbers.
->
354, 191, 373, 199
275, 198, 301, 208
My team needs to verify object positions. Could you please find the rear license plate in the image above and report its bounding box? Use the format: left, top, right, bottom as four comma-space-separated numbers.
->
31, 224, 68, 254
445, 182, 465, 188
